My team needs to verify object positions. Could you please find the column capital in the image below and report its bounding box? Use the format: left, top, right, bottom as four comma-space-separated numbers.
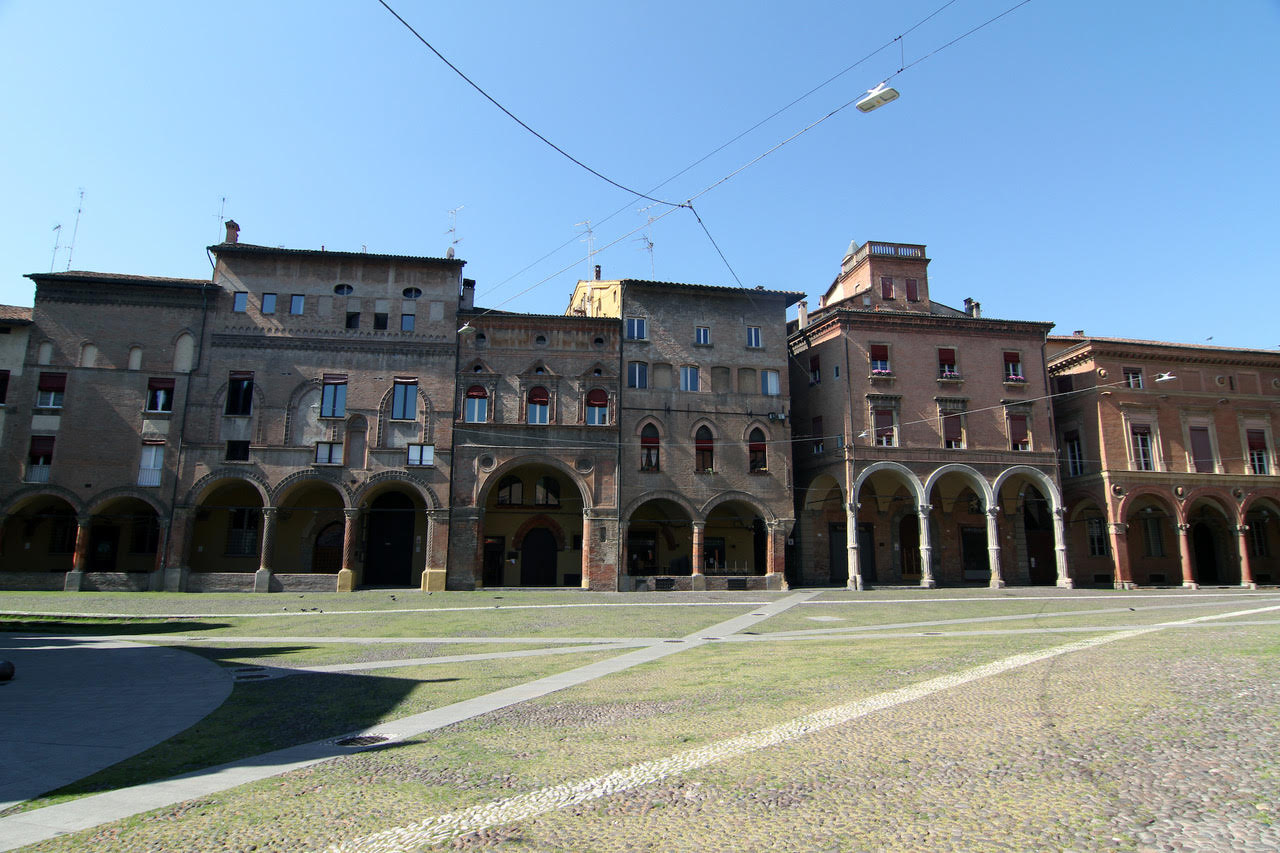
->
1053, 506, 1067, 518
1109, 522, 1128, 535
986, 506, 1001, 519
76, 513, 93, 526
261, 506, 278, 518
1176, 522, 1191, 532
1235, 524, 1250, 535
691, 521, 705, 531
344, 507, 360, 520
917, 503, 933, 515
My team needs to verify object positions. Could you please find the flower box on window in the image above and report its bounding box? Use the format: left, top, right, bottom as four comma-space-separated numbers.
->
1003, 375, 1027, 383
938, 371, 962, 381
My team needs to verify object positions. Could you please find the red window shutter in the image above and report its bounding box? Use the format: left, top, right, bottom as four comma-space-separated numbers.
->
748, 429, 766, 452
322, 374, 347, 384
874, 410, 894, 437
1003, 352, 1020, 365
466, 385, 487, 399
809, 356, 820, 372
229, 370, 254, 380
905, 278, 919, 301
1009, 415, 1029, 444
586, 389, 607, 406
1247, 429, 1267, 451
148, 377, 176, 391
1189, 426, 1213, 472
696, 427, 713, 450
943, 413, 962, 441
880, 277, 894, 299
938, 348, 956, 365
528, 386, 549, 404
38, 372, 67, 392
870, 344, 889, 361
30, 436, 56, 456
641, 425, 659, 447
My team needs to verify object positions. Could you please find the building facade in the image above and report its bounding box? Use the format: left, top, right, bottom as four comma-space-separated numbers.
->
787, 241, 1068, 589
1047, 334, 1280, 588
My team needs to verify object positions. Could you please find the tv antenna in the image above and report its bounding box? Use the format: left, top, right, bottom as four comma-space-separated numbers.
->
574, 219, 595, 277
64, 189, 85, 271
446, 205, 464, 258
634, 216, 655, 278
214, 196, 227, 239
49, 224, 63, 272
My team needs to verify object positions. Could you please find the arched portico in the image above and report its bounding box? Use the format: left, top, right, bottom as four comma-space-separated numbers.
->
0, 493, 81, 586
993, 466, 1069, 588
475, 460, 591, 588
799, 473, 846, 586
851, 463, 930, 587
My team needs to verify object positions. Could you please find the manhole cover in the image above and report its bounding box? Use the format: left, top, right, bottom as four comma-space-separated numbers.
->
335, 734, 391, 747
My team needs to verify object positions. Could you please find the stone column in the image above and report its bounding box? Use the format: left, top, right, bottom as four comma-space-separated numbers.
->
1052, 506, 1073, 588
420, 509, 447, 591
1177, 523, 1197, 589
986, 506, 1004, 589
846, 500, 863, 591
65, 514, 92, 591
1109, 522, 1133, 589
164, 508, 193, 592
765, 520, 788, 590
337, 507, 360, 592
254, 507, 277, 593
691, 521, 706, 590
1236, 525, 1257, 589
918, 504, 936, 588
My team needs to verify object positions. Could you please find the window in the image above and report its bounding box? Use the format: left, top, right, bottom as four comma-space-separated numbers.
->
142, 377, 175, 413
26, 436, 54, 483
943, 412, 964, 449
1064, 430, 1085, 476
809, 356, 821, 384
761, 369, 780, 396
748, 428, 767, 472
534, 476, 560, 507
1086, 517, 1109, 557
1188, 426, 1214, 473
401, 313, 415, 332
261, 293, 277, 314
290, 294, 305, 314
1003, 352, 1024, 381
870, 344, 890, 374
640, 424, 660, 471
36, 372, 66, 409
374, 312, 389, 330
226, 508, 259, 556
746, 326, 761, 348
1142, 515, 1165, 558
833, 364, 840, 379
1009, 413, 1030, 451
334, 284, 354, 296
0, 369, 8, 404
527, 386, 550, 424
225, 371, 253, 416
695, 326, 711, 346
625, 317, 647, 340
402, 287, 422, 299
680, 366, 700, 392
407, 444, 434, 466
586, 389, 608, 425
137, 444, 163, 486
874, 409, 896, 447
627, 361, 648, 389
320, 375, 347, 418
880, 276, 894, 299
1123, 367, 1144, 389
1130, 423, 1154, 471
391, 380, 417, 420
1247, 429, 1270, 475
314, 442, 343, 464
225, 440, 250, 461
232, 292, 248, 312
811, 416, 825, 454
497, 475, 523, 505
1248, 518, 1270, 557
938, 348, 958, 379
346, 312, 361, 329
464, 385, 488, 423
695, 426, 714, 472
905, 278, 919, 302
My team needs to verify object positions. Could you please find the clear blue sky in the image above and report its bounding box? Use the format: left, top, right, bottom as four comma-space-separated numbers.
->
2, 1, 1277, 348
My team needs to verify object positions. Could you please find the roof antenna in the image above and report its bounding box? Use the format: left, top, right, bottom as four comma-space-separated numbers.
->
446, 205, 464, 259
64, 189, 85, 271
49, 223, 62, 273
574, 219, 595, 279
634, 215, 655, 278
214, 196, 227, 240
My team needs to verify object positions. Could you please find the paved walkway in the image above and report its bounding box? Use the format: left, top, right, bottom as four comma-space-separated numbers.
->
0, 635, 232, 811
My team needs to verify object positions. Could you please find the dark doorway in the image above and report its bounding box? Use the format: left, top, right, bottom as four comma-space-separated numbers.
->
364, 492, 415, 586
828, 522, 848, 585
899, 515, 920, 582
1024, 498, 1056, 585
312, 521, 343, 572
961, 526, 989, 583
858, 523, 878, 583
1192, 522, 1219, 584
483, 536, 506, 587
521, 528, 557, 586
88, 525, 119, 571
753, 518, 767, 573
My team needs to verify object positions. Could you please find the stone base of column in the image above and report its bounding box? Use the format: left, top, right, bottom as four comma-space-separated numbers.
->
164, 566, 188, 592
1244, 581, 1258, 590
148, 570, 166, 592
764, 572, 785, 591
420, 567, 447, 592
63, 571, 84, 592
920, 577, 937, 589
989, 577, 1006, 589
337, 568, 356, 592
253, 568, 273, 593
847, 574, 864, 591
1056, 577, 1074, 589
1182, 581, 1200, 590
1115, 580, 1137, 590
691, 573, 707, 591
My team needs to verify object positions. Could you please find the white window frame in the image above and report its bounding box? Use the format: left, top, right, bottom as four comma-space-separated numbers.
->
407, 444, 435, 467
746, 326, 762, 348
694, 326, 711, 346
314, 441, 344, 465
527, 399, 549, 425
1244, 424, 1272, 475
464, 394, 488, 423
625, 317, 647, 340
760, 369, 780, 396
391, 381, 417, 421
320, 381, 347, 418
627, 361, 648, 389
680, 366, 700, 392
586, 398, 608, 426
1124, 412, 1161, 472
1065, 433, 1085, 477
137, 445, 164, 487
1123, 367, 1144, 389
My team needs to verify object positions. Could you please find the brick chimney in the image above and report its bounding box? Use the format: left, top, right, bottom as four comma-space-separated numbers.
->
224, 220, 240, 244
797, 300, 809, 330
460, 278, 475, 311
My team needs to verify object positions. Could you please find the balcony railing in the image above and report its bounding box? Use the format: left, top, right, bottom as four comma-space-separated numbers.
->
137, 467, 162, 487
25, 464, 51, 484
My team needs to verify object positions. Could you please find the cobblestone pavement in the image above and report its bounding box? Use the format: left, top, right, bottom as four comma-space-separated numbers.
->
7, 593, 1280, 852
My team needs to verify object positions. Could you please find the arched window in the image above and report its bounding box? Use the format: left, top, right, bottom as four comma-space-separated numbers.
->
497, 475, 523, 505
748, 428, 767, 472
127, 346, 143, 371
695, 426, 714, 472
640, 424, 660, 472
527, 386, 549, 425
465, 385, 488, 423
585, 389, 608, 426
79, 343, 97, 368
534, 476, 560, 507
172, 333, 195, 373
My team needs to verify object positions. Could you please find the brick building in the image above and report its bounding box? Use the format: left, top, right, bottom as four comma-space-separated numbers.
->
1047, 334, 1280, 588
788, 241, 1067, 589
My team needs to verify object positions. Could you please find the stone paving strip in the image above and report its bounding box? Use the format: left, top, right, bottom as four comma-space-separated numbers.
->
323, 601, 1280, 853
0, 593, 817, 852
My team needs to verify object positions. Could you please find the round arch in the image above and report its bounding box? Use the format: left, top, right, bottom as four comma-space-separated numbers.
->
1179, 487, 1238, 523
87, 487, 167, 518
1116, 486, 1184, 524
699, 490, 776, 524
1, 485, 86, 517
185, 470, 271, 508
477, 455, 593, 512
271, 470, 354, 508
852, 461, 926, 507
924, 464, 994, 508
991, 465, 1062, 512
354, 471, 441, 510
620, 488, 700, 524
